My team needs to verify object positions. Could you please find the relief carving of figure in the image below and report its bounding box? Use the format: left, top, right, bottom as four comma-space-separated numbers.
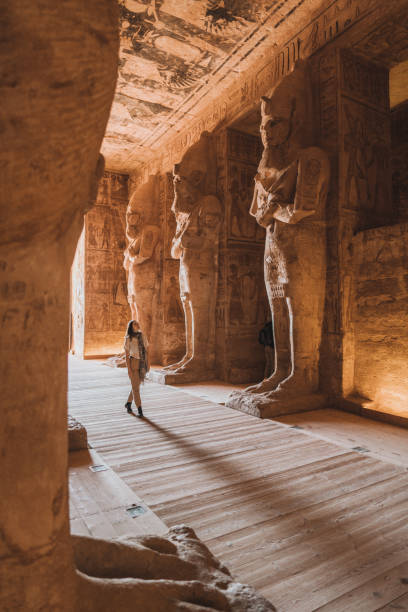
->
228, 61, 330, 414
163, 132, 222, 378
124, 175, 160, 358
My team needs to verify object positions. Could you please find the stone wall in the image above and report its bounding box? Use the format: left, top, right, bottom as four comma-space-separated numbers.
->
71, 171, 130, 357
315, 47, 394, 399
215, 128, 268, 383
352, 223, 408, 417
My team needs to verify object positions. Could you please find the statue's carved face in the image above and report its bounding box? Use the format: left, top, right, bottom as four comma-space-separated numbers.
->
260, 115, 291, 149
126, 211, 143, 239
173, 164, 204, 205
203, 212, 220, 229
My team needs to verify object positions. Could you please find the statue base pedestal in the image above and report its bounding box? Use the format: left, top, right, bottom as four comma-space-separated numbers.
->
148, 367, 216, 385
226, 390, 327, 419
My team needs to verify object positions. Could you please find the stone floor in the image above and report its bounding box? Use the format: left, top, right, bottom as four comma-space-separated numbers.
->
68, 356, 408, 611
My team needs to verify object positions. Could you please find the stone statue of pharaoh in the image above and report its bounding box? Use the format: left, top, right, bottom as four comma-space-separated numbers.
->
124, 176, 160, 358
163, 132, 222, 379
234, 61, 330, 412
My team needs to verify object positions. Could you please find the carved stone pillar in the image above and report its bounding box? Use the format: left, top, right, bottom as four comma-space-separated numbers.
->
0, 1, 118, 608
215, 128, 269, 383
315, 47, 393, 401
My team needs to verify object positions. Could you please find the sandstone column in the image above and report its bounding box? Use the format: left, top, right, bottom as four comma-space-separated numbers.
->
0, 2, 118, 608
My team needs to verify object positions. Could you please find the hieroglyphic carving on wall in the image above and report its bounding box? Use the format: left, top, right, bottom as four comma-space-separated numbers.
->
339, 48, 389, 111
316, 49, 338, 154
214, 128, 268, 382
84, 172, 129, 354
227, 129, 263, 166
338, 48, 392, 228
316, 44, 394, 397
227, 251, 266, 328
352, 7, 408, 66
228, 161, 265, 242
342, 100, 391, 222
226, 129, 264, 242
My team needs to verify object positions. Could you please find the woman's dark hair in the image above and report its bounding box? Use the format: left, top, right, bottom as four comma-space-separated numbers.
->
126, 320, 140, 338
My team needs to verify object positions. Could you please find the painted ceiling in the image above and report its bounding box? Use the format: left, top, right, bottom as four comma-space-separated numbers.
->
102, 0, 277, 171
102, 0, 408, 173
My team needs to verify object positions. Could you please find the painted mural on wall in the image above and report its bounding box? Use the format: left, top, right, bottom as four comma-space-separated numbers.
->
84, 172, 129, 355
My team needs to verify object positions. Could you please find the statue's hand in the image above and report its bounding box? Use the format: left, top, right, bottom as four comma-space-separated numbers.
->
272, 203, 315, 224
171, 239, 182, 259
255, 197, 278, 228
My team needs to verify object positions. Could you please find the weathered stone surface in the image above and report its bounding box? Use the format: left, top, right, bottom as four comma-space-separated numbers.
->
314, 46, 395, 400
0, 2, 119, 609
73, 525, 275, 611
228, 390, 327, 419
68, 415, 88, 451
350, 223, 408, 417
227, 60, 330, 417
215, 128, 269, 384
71, 171, 130, 358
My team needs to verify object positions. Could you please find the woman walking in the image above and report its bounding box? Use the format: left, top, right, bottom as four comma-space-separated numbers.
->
124, 320, 149, 417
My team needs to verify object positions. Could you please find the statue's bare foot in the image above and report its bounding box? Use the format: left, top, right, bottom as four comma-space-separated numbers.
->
262, 373, 314, 398
171, 357, 206, 376
245, 370, 289, 394
162, 355, 190, 371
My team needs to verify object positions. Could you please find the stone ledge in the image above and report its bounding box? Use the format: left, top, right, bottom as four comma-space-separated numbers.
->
226, 390, 327, 418
148, 368, 216, 385
340, 395, 408, 429
68, 415, 88, 451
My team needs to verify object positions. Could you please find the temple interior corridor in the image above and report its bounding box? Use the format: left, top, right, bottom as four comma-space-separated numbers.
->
69, 356, 408, 611
3, 1, 408, 609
